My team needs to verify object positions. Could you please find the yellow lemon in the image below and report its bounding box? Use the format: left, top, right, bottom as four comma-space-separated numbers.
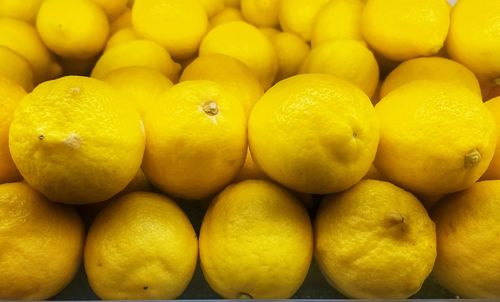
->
209, 7, 243, 28
102, 66, 173, 117
180, 54, 263, 115
197, 0, 224, 17
200, 180, 313, 299
249, 74, 379, 194
241, 0, 280, 27
269, 31, 310, 82
36, 0, 109, 59
85, 192, 198, 300
0, 0, 43, 22
447, 0, 500, 85
9, 76, 145, 204
362, 164, 386, 181
132, 0, 208, 60
279, 0, 330, 41
105, 27, 140, 50
90, 0, 128, 20
142, 80, 247, 200
0, 182, 84, 300
375, 80, 497, 196
224, 0, 240, 8
234, 149, 269, 182
482, 96, 500, 180
0, 18, 61, 83
311, 0, 364, 47
300, 39, 379, 98
361, 0, 450, 61
110, 8, 131, 34
432, 180, 500, 298
0, 77, 25, 183
259, 26, 279, 39
380, 57, 481, 99
199, 21, 277, 89
315, 179, 436, 299
0, 46, 34, 91
91, 40, 181, 82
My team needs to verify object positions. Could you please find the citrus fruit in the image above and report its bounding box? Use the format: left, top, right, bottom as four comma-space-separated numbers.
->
234, 149, 269, 182
279, 0, 330, 41
0, 46, 34, 91
375, 80, 497, 196
361, 0, 450, 61
110, 8, 131, 34
241, 0, 280, 27
268, 31, 310, 81
200, 179, 313, 299
482, 96, 500, 180
9, 76, 145, 204
0, 0, 43, 22
105, 27, 139, 50
0, 182, 84, 300
142, 80, 247, 200
224, 0, 240, 8
432, 180, 500, 298
85, 192, 198, 300
209, 7, 243, 28
199, 21, 277, 89
197, 0, 224, 17
90, 0, 128, 20
248, 74, 380, 194
315, 179, 436, 299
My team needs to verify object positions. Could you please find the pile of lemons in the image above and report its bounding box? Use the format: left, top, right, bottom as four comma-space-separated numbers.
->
1, 0, 500, 300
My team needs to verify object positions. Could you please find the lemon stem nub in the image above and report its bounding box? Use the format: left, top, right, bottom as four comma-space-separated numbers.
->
203, 101, 219, 116
465, 149, 481, 168
388, 213, 405, 225
39, 134, 45, 140
237, 293, 253, 299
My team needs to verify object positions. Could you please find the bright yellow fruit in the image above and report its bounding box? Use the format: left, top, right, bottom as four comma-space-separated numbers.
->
315, 180, 436, 299
180, 54, 263, 115
241, 0, 280, 27
375, 80, 497, 196
447, 0, 500, 84
361, 0, 450, 61
259, 26, 279, 39
249, 74, 380, 194
105, 27, 139, 50
0, 0, 43, 22
300, 39, 379, 98
196, 0, 224, 17
209, 7, 243, 28
380, 57, 481, 99
199, 21, 277, 89
85, 192, 198, 300
279, 0, 330, 41
132, 0, 208, 60
0, 77, 25, 184
142, 80, 247, 200
224, 0, 240, 8
0, 18, 61, 83
9, 76, 145, 204
482, 96, 500, 180
234, 149, 269, 182
90, 0, 128, 20
0, 46, 33, 91
200, 180, 313, 299
36, 0, 109, 59
432, 180, 500, 298
91, 40, 181, 82
0, 182, 84, 300
269, 31, 310, 82
311, 0, 364, 47
103, 66, 173, 117
110, 8, 131, 34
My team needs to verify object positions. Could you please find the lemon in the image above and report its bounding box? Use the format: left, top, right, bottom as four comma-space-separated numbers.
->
85, 191, 198, 300
91, 40, 181, 82
0, 46, 34, 91
199, 21, 277, 89
224, 0, 240, 8
9, 76, 145, 204
241, 0, 280, 27
180, 54, 263, 115
380, 57, 481, 98
200, 180, 313, 299
105, 27, 140, 50
0, 0, 43, 22
361, 0, 450, 61
482, 96, 500, 180
90, 0, 128, 20
311, 0, 364, 47
0, 77, 25, 184
234, 149, 269, 182
249, 74, 379, 194
432, 180, 500, 298
102, 66, 173, 117
0, 18, 61, 83
197, 0, 224, 17
209, 7, 243, 28
315, 179, 436, 299
447, 0, 500, 84
132, 0, 208, 60
300, 39, 379, 98
110, 8, 131, 34
0, 182, 84, 300
279, 0, 330, 41
259, 26, 279, 39
36, 0, 109, 59
375, 80, 497, 196
268, 31, 310, 82
362, 164, 386, 181
143, 80, 247, 200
